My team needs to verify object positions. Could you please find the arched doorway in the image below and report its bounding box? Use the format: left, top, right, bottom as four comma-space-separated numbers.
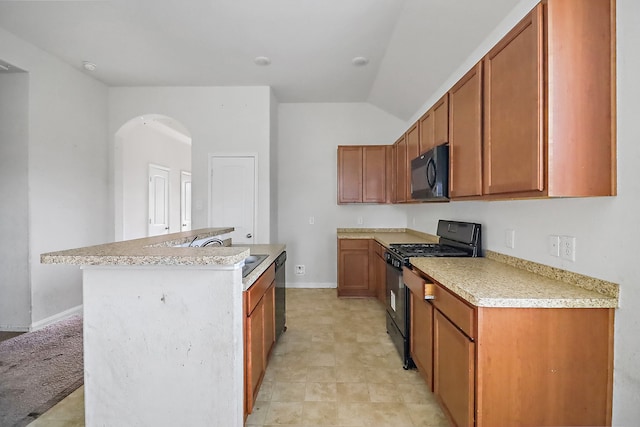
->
114, 114, 192, 241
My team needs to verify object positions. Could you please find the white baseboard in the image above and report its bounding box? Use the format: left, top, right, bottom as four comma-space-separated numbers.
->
30, 305, 83, 331
0, 325, 30, 332
287, 282, 337, 289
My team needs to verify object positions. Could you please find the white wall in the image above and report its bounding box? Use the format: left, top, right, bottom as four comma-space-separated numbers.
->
0, 27, 110, 327
269, 89, 279, 243
120, 123, 191, 240
0, 71, 30, 330
108, 86, 273, 243
277, 103, 407, 286
393, 0, 640, 423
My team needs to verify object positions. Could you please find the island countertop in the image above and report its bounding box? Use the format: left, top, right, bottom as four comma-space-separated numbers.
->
233, 244, 286, 291
41, 228, 248, 266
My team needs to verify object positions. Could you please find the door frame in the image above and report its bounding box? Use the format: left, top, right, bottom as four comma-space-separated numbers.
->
180, 170, 192, 231
148, 163, 171, 236
207, 153, 259, 242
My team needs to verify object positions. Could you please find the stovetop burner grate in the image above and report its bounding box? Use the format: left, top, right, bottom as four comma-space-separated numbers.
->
389, 243, 469, 258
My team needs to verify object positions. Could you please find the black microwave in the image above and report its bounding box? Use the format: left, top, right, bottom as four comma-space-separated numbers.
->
410, 144, 449, 201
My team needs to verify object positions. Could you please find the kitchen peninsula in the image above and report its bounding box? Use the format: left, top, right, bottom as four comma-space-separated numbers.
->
41, 228, 285, 427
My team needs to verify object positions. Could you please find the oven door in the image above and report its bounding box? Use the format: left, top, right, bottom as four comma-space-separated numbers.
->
385, 261, 406, 337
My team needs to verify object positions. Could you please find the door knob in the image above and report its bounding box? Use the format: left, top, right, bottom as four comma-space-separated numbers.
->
246, 233, 252, 238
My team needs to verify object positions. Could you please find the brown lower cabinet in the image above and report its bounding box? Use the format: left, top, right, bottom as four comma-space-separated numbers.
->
404, 267, 614, 426
409, 289, 433, 388
244, 264, 276, 417
373, 241, 387, 304
337, 239, 375, 297
434, 309, 475, 427
337, 238, 388, 300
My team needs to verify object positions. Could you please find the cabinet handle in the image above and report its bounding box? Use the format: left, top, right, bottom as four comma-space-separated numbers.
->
246, 233, 253, 238
425, 283, 435, 300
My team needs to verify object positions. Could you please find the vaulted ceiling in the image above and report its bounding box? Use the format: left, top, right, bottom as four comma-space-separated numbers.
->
0, 0, 522, 120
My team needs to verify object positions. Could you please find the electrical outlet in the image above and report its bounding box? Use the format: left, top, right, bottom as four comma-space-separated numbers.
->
309, 216, 315, 225
357, 216, 363, 225
560, 236, 576, 261
505, 229, 515, 249
295, 265, 305, 275
548, 235, 560, 257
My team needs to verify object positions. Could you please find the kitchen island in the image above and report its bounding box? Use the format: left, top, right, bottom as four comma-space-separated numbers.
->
41, 228, 285, 427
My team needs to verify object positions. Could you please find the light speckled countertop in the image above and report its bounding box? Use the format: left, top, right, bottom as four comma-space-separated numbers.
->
338, 228, 618, 309
337, 228, 439, 246
411, 256, 617, 308
40, 228, 251, 266
235, 244, 286, 291
41, 228, 286, 290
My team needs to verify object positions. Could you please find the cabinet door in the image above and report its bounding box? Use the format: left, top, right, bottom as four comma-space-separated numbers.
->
406, 123, 420, 201
385, 146, 395, 204
373, 242, 387, 304
434, 310, 475, 427
433, 94, 449, 147
410, 291, 434, 390
362, 146, 387, 203
394, 136, 407, 203
419, 110, 434, 154
337, 239, 372, 297
449, 62, 483, 198
483, 5, 544, 196
263, 282, 275, 362
246, 299, 265, 412
337, 146, 363, 203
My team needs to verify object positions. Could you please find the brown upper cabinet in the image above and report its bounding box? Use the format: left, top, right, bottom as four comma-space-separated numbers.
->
394, 135, 407, 203
449, 62, 483, 199
419, 94, 449, 154
483, 0, 616, 198
337, 145, 389, 204
406, 122, 420, 201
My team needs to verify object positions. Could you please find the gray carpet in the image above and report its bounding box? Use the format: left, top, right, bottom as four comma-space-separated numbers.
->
0, 315, 83, 427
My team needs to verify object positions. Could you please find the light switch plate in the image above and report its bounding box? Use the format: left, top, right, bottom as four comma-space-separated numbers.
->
505, 229, 515, 249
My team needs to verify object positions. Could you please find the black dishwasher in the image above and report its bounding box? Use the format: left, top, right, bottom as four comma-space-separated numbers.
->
274, 251, 287, 341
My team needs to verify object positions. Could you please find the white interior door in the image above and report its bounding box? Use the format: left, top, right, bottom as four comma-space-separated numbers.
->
181, 171, 192, 231
210, 156, 256, 244
148, 164, 170, 236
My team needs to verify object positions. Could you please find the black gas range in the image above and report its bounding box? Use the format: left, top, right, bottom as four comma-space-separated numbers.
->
385, 220, 482, 369
386, 220, 482, 268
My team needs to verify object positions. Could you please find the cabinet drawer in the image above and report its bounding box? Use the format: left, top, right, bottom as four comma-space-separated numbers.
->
403, 267, 424, 296
339, 239, 369, 250
433, 284, 475, 339
403, 267, 435, 299
374, 241, 386, 257
246, 264, 275, 315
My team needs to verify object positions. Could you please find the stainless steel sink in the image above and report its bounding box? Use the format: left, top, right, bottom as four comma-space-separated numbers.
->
242, 254, 268, 278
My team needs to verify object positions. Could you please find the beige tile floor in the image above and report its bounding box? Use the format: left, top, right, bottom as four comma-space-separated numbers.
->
28, 289, 448, 427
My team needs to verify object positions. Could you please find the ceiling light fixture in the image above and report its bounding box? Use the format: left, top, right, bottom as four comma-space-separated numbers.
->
82, 61, 97, 72
352, 56, 369, 66
254, 56, 271, 66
